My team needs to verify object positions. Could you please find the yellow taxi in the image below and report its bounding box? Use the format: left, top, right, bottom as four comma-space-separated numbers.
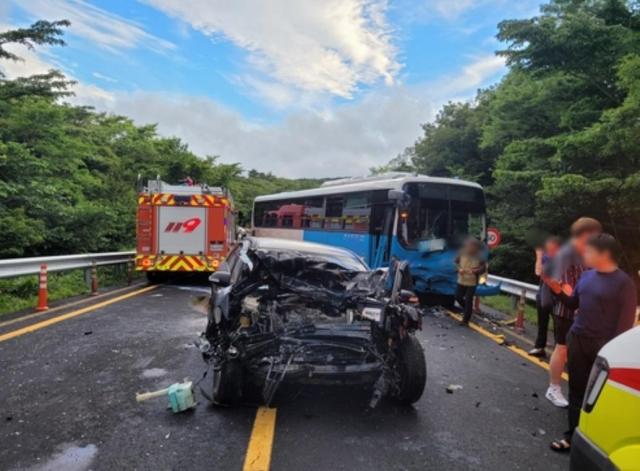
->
571, 326, 640, 471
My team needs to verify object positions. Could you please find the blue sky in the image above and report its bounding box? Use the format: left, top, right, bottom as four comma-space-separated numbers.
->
1, 0, 541, 177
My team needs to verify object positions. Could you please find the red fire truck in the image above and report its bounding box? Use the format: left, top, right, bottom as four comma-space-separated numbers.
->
135, 179, 235, 280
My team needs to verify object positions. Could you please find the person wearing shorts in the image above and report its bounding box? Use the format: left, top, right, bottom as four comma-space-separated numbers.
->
544, 217, 602, 408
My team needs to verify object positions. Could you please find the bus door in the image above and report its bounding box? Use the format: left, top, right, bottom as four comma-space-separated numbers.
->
369, 203, 395, 268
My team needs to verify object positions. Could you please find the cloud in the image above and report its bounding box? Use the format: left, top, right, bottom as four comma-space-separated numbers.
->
92, 72, 118, 83
420, 0, 541, 21
427, 55, 505, 99
11, 0, 175, 54
143, 0, 399, 98
0, 28, 503, 178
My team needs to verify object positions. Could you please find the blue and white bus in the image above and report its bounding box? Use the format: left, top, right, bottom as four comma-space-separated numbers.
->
252, 172, 498, 302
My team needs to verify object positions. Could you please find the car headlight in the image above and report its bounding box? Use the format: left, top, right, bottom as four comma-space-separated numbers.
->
584, 356, 608, 412
360, 306, 383, 323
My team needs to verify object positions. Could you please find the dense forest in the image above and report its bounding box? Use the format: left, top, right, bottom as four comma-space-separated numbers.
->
378, 0, 640, 281
0, 22, 322, 258
2, 0, 640, 285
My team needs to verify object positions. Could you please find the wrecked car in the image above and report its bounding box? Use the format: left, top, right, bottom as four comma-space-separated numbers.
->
197, 237, 426, 408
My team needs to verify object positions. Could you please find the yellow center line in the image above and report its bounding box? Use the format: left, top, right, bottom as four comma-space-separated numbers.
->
0, 285, 158, 343
447, 310, 568, 381
243, 407, 277, 471
0, 282, 147, 329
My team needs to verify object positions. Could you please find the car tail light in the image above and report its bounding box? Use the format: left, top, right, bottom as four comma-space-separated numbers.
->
584, 356, 609, 412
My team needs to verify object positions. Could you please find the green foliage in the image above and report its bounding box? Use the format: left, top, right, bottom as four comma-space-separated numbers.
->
396, 0, 640, 281
0, 266, 143, 317
0, 21, 322, 258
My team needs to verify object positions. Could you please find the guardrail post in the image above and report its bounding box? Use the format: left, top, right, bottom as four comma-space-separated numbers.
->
90, 261, 98, 296
514, 289, 526, 332
36, 264, 48, 311
127, 260, 133, 285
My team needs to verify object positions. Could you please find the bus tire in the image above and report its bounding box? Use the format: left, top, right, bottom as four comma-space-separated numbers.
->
395, 334, 427, 405
419, 293, 454, 309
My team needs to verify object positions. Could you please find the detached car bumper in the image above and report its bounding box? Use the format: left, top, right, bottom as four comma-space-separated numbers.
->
571, 428, 617, 471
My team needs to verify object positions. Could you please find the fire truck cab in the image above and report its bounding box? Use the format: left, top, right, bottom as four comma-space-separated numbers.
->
136, 179, 235, 280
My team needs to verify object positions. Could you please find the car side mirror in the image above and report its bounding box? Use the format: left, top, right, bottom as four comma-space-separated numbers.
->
209, 270, 231, 287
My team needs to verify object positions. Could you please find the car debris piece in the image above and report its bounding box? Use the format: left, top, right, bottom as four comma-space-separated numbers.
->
197, 237, 427, 408
136, 380, 196, 413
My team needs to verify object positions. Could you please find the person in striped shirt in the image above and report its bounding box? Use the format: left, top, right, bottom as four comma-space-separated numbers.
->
544, 217, 602, 408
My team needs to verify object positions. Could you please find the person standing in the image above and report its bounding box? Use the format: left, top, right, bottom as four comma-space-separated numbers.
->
545, 234, 637, 452
529, 236, 562, 357
544, 217, 602, 408
455, 237, 487, 326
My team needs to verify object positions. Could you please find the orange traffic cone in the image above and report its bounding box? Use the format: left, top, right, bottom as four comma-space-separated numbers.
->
36, 264, 49, 311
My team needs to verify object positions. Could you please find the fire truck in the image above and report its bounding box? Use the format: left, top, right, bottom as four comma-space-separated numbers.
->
135, 179, 235, 280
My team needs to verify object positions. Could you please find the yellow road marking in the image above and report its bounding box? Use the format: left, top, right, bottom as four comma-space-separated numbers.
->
0, 282, 146, 329
243, 407, 277, 471
0, 285, 158, 343
447, 310, 568, 381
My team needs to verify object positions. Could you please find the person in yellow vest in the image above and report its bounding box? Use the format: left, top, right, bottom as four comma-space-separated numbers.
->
455, 237, 487, 326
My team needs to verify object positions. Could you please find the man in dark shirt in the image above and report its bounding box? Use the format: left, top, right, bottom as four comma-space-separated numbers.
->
544, 234, 637, 452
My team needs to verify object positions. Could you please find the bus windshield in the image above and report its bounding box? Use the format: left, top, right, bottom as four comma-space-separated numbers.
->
400, 183, 486, 249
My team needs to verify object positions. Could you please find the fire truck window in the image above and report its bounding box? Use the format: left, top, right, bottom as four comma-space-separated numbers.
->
282, 215, 293, 227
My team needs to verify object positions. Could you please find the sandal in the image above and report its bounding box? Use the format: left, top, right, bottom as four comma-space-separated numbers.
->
550, 438, 571, 453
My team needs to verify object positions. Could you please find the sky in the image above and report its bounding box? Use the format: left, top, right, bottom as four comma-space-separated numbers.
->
1, 0, 541, 178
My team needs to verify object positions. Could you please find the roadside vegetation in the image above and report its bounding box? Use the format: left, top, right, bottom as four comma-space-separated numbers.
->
0, 266, 142, 317
377, 0, 640, 283
1, 0, 639, 312
481, 294, 539, 326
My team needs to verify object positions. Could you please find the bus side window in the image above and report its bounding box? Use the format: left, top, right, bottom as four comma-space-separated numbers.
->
303, 197, 324, 229
325, 196, 344, 230
344, 193, 371, 232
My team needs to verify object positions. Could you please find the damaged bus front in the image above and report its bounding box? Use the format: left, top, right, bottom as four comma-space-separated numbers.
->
197, 237, 426, 408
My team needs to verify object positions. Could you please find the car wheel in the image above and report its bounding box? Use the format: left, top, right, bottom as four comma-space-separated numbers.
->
395, 334, 427, 404
212, 359, 243, 405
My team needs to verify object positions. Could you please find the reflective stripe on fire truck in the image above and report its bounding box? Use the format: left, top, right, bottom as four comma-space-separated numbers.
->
135, 254, 221, 271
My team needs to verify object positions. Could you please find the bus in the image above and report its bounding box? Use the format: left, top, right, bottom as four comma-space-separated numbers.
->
252, 172, 498, 303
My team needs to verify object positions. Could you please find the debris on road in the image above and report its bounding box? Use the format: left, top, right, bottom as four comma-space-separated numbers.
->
446, 384, 463, 394
136, 380, 196, 413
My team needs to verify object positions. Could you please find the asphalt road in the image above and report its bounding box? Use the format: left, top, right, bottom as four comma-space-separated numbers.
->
0, 284, 569, 471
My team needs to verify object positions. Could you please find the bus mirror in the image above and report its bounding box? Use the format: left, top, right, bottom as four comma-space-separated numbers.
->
388, 189, 410, 208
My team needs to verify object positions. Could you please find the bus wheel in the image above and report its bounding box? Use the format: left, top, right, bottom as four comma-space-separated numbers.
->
419, 293, 454, 309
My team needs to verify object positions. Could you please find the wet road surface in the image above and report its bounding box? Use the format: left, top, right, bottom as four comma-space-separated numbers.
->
0, 284, 569, 470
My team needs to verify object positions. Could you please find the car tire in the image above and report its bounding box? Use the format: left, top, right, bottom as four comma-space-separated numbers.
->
212, 359, 243, 405
395, 334, 427, 404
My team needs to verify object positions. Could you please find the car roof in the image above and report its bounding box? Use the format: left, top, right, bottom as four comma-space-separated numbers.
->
249, 237, 365, 261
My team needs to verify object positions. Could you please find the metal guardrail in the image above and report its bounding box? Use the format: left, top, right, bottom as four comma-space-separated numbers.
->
0, 252, 135, 279
487, 274, 539, 302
